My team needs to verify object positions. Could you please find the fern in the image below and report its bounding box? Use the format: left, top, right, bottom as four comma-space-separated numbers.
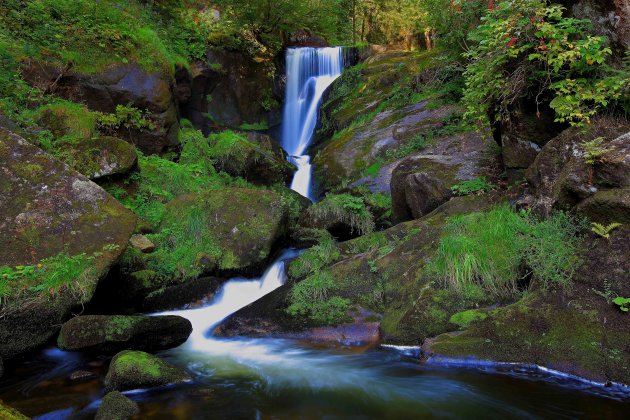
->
591, 222, 622, 239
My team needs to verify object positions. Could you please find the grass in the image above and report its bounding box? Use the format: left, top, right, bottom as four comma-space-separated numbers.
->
288, 232, 340, 279
451, 177, 495, 196
430, 205, 584, 299
307, 193, 375, 236
287, 270, 351, 326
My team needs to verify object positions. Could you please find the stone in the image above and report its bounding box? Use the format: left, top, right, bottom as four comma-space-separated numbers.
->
69, 370, 96, 381
95, 391, 139, 420
57, 315, 192, 353
104, 350, 191, 392
0, 129, 136, 359
129, 234, 155, 253
57, 137, 137, 180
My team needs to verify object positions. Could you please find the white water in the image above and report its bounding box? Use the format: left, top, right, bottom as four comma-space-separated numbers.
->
282, 47, 344, 200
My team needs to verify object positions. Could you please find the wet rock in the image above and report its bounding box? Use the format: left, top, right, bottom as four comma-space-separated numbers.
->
142, 277, 223, 312
22, 62, 179, 155
95, 391, 139, 420
57, 137, 137, 180
129, 234, 155, 253
104, 350, 191, 392
69, 370, 96, 381
285, 30, 329, 47
525, 118, 630, 216
0, 129, 136, 359
390, 132, 489, 223
57, 315, 192, 353
0, 400, 28, 420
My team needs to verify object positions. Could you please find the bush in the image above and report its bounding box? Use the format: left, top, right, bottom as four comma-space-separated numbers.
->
431, 205, 583, 299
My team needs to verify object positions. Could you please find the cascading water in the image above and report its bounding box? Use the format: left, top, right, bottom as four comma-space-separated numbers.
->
282, 47, 344, 200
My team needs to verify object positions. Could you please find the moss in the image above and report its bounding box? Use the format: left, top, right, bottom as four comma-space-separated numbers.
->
95, 391, 139, 420
449, 309, 489, 329
105, 350, 190, 392
0, 401, 28, 420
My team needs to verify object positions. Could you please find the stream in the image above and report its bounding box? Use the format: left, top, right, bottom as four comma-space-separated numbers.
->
0, 47, 629, 419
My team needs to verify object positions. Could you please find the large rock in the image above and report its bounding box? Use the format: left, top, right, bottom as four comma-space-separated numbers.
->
562, 0, 630, 51
57, 315, 192, 353
23, 62, 179, 155
525, 118, 630, 217
0, 129, 136, 358
424, 226, 630, 384
181, 49, 281, 133
212, 131, 294, 185
163, 188, 299, 275
104, 350, 191, 392
95, 391, 139, 420
57, 137, 137, 180
391, 132, 489, 223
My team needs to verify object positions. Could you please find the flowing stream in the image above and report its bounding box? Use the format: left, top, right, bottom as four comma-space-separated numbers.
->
0, 47, 629, 419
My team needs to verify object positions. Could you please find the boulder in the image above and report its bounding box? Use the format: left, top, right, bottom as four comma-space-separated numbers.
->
57, 315, 192, 353
0, 129, 136, 359
562, 0, 630, 51
162, 188, 298, 275
23, 62, 179, 155
211, 131, 294, 185
181, 49, 280, 133
95, 391, 139, 420
0, 401, 28, 420
142, 277, 222, 312
525, 118, 630, 216
391, 132, 489, 223
104, 350, 191, 392
57, 137, 137, 180
298, 194, 375, 239
129, 234, 155, 253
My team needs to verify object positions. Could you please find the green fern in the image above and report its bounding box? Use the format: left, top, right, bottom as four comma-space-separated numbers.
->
591, 222, 622, 239
580, 138, 612, 166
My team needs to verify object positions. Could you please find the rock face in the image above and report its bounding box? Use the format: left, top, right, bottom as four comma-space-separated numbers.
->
285, 30, 329, 47
181, 49, 281, 132
525, 118, 630, 220
163, 188, 297, 275
57, 137, 138, 180
214, 132, 294, 185
57, 315, 192, 353
0, 129, 136, 359
390, 132, 489, 223
562, 0, 630, 51
424, 226, 630, 385
95, 391, 139, 420
129, 234, 155, 253
23, 62, 179, 155
104, 350, 191, 392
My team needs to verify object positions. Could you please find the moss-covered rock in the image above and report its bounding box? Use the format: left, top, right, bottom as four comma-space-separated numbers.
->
56, 136, 138, 180
0, 129, 136, 359
0, 400, 29, 420
57, 315, 192, 353
104, 350, 191, 392
424, 226, 630, 384
95, 391, 139, 420
162, 188, 297, 275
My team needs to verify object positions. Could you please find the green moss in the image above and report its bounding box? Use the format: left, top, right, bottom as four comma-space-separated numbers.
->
449, 309, 489, 329
0, 401, 28, 420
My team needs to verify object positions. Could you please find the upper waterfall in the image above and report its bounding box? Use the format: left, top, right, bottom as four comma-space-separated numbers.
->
282, 47, 344, 200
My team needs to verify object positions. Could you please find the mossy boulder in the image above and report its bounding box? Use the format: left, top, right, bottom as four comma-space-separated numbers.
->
0, 400, 29, 420
0, 129, 136, 359
390, 132, 491, 223
57, 136, 138, 180
33, 101, 97, 141
424, 226, 630, 384
95, 391, 139, 420
525, 117, 630, 216
162, 188, 297, 275
57, 315, 192, 353
104, 350, 191, 392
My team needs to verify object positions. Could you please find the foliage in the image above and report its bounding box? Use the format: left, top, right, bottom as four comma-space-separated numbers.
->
309, 194, 375, 236
287, 270, 351, 325
451, 177, 495, 196
288, 233, 340, 279
613, 297, 630, 313
462, 1, 628, 128
579, 137, 612, 166
591, 222, 622, 239
96, 105, 156, 135
431, 205, 583, 299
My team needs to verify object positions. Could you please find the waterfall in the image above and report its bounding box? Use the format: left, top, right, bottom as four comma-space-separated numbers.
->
282, 47, 344, 200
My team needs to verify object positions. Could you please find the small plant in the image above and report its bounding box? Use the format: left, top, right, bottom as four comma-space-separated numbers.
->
580, 138, 612, 165
96, 105, 156, 135
613, 297, 630, 313
451, 177, 495, 196
591, 222, 622, 239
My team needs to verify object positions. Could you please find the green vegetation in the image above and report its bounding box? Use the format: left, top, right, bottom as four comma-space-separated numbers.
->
288, 233, 340, 279
287, 271, 351, 326
308, 193, 375, 236
96, 105, 156, 135
449, 308, 489, 329
462, 1, 629, 127
613, 297, 630, 313
451, 177, 495, 196
591, 222, 622, 239
579, 137, 612, 166
431, 205, 583, 299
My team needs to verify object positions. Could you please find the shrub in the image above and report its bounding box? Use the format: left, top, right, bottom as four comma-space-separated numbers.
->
431, 205, 583, 299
